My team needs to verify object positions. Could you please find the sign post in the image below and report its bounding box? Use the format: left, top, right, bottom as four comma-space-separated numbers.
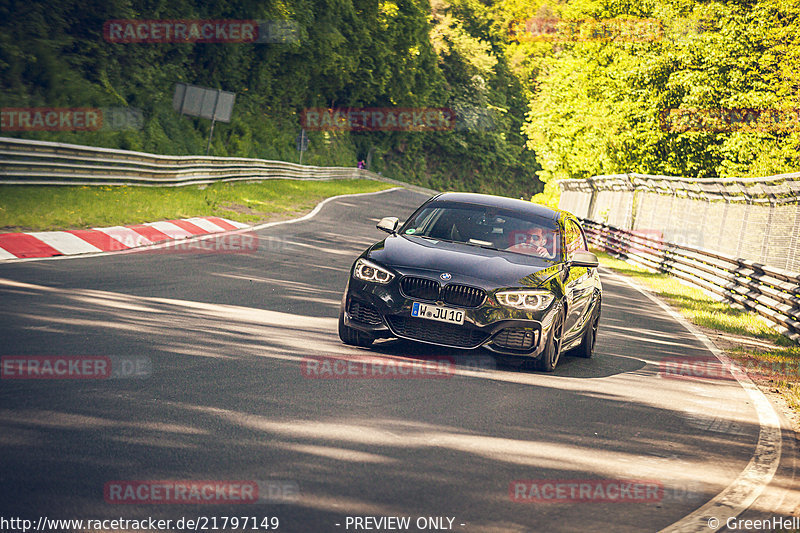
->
205, 90, 221, 155
296, 129, 309, 165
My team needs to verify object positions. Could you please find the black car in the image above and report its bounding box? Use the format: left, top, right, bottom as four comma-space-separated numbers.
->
338, 192, 602, 371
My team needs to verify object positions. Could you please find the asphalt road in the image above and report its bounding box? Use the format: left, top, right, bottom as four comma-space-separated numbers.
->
0, 188, 797, 533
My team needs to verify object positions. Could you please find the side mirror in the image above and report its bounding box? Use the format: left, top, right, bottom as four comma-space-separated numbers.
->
570, 251, 599, 268
376, 216, 399, 234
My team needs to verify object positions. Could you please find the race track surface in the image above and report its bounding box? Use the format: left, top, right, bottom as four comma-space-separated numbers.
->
0, 188, 797, 532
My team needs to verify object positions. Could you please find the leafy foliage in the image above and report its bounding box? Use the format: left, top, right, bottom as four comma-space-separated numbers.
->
500, 0, 799, 190
0, 0, 543, 197
6, 0, 791, 201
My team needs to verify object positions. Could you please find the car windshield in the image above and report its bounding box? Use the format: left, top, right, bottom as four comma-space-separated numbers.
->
400, 202, 561, 260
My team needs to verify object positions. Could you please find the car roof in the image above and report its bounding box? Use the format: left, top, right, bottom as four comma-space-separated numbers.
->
430, 192, 572, 223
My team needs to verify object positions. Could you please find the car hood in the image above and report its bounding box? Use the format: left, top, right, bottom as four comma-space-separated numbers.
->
366, 234, 561, 289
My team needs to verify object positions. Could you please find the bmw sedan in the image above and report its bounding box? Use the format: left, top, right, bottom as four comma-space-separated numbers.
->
338, 192, 602, 371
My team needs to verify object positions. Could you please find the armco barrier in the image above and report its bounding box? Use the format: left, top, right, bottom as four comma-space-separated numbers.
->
582, 218, 800, 342
559, 173, 800, 272
0, 137, 436, 194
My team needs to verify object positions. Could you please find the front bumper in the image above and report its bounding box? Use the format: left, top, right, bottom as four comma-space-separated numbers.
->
342, 276, 559, 357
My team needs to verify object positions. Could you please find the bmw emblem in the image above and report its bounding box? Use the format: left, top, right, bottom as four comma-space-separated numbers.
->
440, 272, 452, 281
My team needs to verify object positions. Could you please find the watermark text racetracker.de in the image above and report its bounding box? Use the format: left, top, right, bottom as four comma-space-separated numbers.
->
0, 516, 281, 532
510, 479, 662, 503
1, 355, 151, 379
139, 231, 275, 255
112, 231, 281, 255
103, 19, 299, 44
659, 356, 800, 382
301, 108, 455, 132
517, 16, 665, 43
104, 480, 298, 504
513, 15, 711, 43
659, 107, 800, 133
301, 355, 496, 379
1, 107, 143, 131
510, 479, 706, 504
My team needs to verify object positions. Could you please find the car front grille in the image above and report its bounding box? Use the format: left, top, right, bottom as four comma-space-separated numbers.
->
386, 316, 488, 349
441, 284, 486, 307
492, 328, 538, 351
400, 276, 486, 308
348, 301, 383, 325
400, 277, 440, 301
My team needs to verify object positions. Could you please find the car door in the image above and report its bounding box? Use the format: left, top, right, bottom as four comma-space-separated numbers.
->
563, 219, 594, 341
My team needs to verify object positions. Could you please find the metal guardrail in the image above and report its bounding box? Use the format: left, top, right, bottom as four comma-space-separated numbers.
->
560, 172, 800, 204
0, 137, 437, 194
583, 218, 800, 342
558, 173, 800, 273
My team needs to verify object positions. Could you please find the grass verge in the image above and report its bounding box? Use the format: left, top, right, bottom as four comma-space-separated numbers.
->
0, 180, 395, 231
595, 249, 800, 419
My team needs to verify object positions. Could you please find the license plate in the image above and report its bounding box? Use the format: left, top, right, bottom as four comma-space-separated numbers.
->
411, 302, 465, 325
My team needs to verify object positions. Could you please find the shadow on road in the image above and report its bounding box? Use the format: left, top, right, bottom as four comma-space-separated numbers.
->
0, 189, 794, 531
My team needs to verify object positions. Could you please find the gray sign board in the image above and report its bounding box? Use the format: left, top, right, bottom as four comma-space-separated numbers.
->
173, 83, 235, 123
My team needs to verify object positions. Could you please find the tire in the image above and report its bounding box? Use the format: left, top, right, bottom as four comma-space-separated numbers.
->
573, 298, 601, 359
536, 309, 564, 372
338, 309, 375, 347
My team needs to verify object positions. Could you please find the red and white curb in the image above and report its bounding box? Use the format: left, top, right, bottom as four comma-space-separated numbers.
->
0, 217, 250, 261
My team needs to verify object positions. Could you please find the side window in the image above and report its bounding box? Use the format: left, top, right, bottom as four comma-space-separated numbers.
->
565, 220, 585, 258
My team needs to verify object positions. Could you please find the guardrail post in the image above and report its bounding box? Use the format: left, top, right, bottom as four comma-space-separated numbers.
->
790, 202, 800, 272
624, 173, 635, 230
736, 193, 751, 258
760, 197, 775, 264
666, 186, 677, 241
646, 185, 658, 230
586, 178, 598, 221
717, 195, 730, 253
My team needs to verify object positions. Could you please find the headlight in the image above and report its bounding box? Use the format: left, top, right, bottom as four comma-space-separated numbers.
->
353, 258, 394, 284
496, 290, 555, 310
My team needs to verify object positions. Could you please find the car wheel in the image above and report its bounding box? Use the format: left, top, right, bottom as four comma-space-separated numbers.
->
573, 298, 600, 359
536, 309, 564, 372
338, 309, 375, 347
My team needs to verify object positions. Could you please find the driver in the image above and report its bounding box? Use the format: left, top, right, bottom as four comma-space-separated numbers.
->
509, 227, 555, 258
